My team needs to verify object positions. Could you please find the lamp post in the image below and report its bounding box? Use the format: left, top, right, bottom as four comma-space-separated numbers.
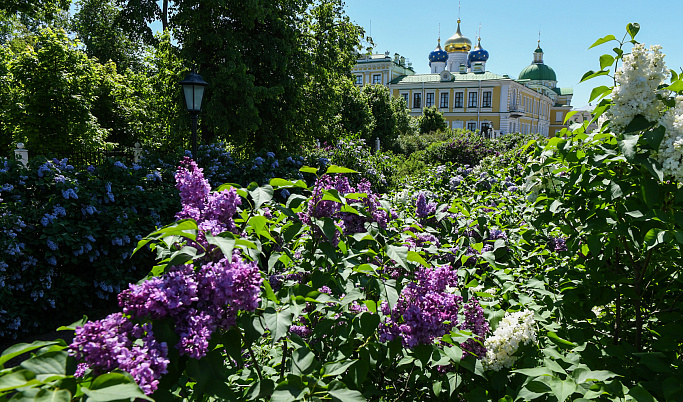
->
179, 70, 208, 159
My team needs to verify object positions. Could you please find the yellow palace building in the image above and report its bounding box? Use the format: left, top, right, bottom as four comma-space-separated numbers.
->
352, 19, 573, 137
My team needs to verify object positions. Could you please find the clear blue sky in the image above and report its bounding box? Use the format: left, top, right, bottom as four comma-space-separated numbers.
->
342, 0, 683, 107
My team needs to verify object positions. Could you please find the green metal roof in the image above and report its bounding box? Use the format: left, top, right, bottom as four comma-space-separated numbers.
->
552, 87, 573, 95
389, 71, 506, 85
518, 63, 556, 81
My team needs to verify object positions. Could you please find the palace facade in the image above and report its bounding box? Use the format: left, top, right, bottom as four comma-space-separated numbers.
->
352, 19, 573, 137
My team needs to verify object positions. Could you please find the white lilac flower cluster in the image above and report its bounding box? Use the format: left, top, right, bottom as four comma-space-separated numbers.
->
656, 95, 683, 181
482, 309, 536, 371
608, 44, 669, 133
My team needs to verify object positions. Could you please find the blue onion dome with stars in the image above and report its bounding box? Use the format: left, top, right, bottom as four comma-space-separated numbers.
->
467, 37, 489, 67
429, 39, 448, 66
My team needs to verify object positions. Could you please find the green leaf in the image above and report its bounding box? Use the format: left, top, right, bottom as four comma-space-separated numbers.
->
248, 185, 274, 210
205, 233, 236, 260
322, 189, 344, 203
644, 228, 667, 250
618, 134, 640, 161
574, 369, 619, 384
444, 345, 463, 365
292, 347, 316, 375
589, 85, 612, 103
599, 54, 615, 70
323, 360, 357, 377
610, 181, 623, 199
407, 250, 429, 267
663, 81, 683, 95
134, 219, 198, 254
20, 351, 68, 375
33, 388, 71, 402
248, 215, 275, 242
354, 312, 380, 338
325, 165, 358, 174
513, 367, 553, 377
628, 384, 656, 401
386, 245, 408, 269
624, 115, 654, 133
545, 376, 577, 402
589, 34, 617, 49
640, 127, 665, 152
299, 166, 318, 174
580, 69, 609, 83
0, 369, 38, 392
328, 387, 367, 402
642, 177, 660, 208
246, 379, 275, 400
626, 22, 640, 40
263, 279, 279, 304
81, 383, 153, 401
264, 306, 292, 342
0, 341, 59, 369
270, 178, 294, 187
547, 332, 576, 349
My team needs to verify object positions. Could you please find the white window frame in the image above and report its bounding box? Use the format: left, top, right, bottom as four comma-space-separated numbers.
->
372, 74, 382, 85
454, 92, 464, 108
413, 93, 422, 109
482, 91, 492, 108
467, 121, 477, 131
439, 92, 449, 109
425, 92, 435, 108
355, 75, 363, 86
468, 91, 478, 108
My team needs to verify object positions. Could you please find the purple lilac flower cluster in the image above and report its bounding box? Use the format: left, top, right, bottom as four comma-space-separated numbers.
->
118, 252, 261, 359
415, 192, 437, 219
70, 313, 169, 395
548, 236, 568, 252
381, 265, 458, 347
175, 157, 241, 250
297, 175, 390, 243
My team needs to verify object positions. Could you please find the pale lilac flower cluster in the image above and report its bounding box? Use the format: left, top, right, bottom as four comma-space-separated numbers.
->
657, 95, 683, 181
118, 253, 261, 359
609, 44, 669, 132
175, 157, 242, 248
380, 265, 487, 352
70, 313, 169, 395
483, 310, 536, 371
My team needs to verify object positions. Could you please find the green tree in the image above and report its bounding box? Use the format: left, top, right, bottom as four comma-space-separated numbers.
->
5, 27, 146, 155
0, 44, 15, 155
333, 82, 374, 140
141, 31, 187, 150
361, 84, 414, 149
418, 105, 447, 134
169, 0, 363, 152
71, 0, 147, 72
0, 0, 70, 23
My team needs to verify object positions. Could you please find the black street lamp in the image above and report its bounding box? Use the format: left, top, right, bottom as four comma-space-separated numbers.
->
179, 70, 208, 159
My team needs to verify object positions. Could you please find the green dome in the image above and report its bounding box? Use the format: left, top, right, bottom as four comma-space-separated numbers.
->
518, 63, 556, 81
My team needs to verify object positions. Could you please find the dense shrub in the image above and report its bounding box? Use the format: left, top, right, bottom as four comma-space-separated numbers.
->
0, 157, 179, 342
304, 137, 403, 192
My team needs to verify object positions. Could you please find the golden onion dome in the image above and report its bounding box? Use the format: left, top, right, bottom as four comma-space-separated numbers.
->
444, 19, 472, 53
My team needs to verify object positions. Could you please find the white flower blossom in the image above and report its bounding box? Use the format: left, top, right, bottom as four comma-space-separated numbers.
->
483, 310, 536, 371
656, 95, 683, 182
608, 44, 669, 133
